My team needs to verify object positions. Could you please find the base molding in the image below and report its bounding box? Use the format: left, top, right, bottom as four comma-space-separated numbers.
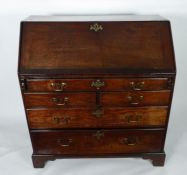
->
32, 152, 166, 168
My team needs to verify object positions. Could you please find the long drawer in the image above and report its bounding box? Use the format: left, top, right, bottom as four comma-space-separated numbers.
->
27, 107, 168, 129
26, 78, 169, 92
31, 129, 165, 155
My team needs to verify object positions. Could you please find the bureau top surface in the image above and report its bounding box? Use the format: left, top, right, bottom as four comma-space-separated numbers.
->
18, 15, 176, 76
25, 15, 167, 22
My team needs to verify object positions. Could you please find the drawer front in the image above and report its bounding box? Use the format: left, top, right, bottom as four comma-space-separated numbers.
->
26, 78, 169, 92
31, 129, 164, 155
27, 107, 168, 129
101, 91, 171, 107
24, 93, 96, 108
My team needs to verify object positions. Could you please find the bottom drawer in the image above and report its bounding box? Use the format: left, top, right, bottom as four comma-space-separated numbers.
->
31, 129, 164, 155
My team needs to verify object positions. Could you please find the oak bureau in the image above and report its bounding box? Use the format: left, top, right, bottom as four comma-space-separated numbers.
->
18, 15, 176, 168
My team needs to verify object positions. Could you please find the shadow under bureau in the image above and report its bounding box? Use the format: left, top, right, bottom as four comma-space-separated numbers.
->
18, 15, 176, 168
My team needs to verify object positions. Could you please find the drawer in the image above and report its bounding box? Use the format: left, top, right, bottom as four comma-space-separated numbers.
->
25, 78, 169, 92
101, 91, 171, 107
27, 107, 168, 129
24, 93, 96, 108
31, 129, 164, 155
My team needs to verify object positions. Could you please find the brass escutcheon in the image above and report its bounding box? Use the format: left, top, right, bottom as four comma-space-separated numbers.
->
91, 79, 105, 90
93, 131, 104, 140
92, 109, 104, 118
90, 23, 103, 32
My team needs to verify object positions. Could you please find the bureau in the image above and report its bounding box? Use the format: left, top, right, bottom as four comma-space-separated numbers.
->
18, 15, 176, 168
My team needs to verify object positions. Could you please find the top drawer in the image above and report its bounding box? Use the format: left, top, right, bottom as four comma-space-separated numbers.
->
25, 78, 169, 92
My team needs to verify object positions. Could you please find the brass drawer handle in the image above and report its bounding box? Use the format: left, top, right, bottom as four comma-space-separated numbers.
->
129, 81, 144, 91
90, 23, 103, 32
127, 95, 143, 105
121, 137, 139, 146
53, 116, 71, 124
52, 97, 69, 106
92, 109, 104, 118
57, 138, 72, 147
91, 80, 105, 90
124, 113, 143, 123
93, 131, 104, 140
51, 82, 67, 91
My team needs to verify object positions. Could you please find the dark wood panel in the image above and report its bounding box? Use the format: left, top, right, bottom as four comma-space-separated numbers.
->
27, 107, 168, 129
101, 91, 171, 107
19, 21, 175, 75
24, 93, 96, 108
26, 78, 169, 92
31, 129, 165, 155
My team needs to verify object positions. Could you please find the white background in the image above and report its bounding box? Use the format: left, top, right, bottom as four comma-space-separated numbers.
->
0, 0, 187, 175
